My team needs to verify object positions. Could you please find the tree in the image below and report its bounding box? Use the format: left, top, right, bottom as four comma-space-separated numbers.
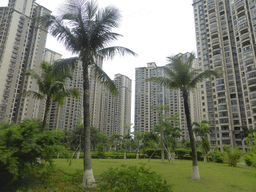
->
17, 62, 79, 131
123, 124, 132, 160
146, 53, 221, 180
111, 133, 123, 152
238, 126, 256, 152
39, 0, 136, 187
192, 120, 212, 162
133, 131, 144, 159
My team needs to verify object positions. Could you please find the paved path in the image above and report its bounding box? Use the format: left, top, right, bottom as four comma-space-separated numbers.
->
237, 162, 246, 165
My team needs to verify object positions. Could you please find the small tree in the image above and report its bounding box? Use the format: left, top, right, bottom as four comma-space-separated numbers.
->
192, 120, 212, 162
17, 62, 80, 131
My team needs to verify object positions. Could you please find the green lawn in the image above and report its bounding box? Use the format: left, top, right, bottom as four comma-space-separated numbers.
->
53, 159, 256, 192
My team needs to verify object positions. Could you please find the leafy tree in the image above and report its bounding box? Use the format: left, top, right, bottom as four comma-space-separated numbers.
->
151, 105, 169, 163
146, 53, 221, 180
164, 114, 182, 160
17, 62, 79, 131
238, 126, 256, 152
39, 0, 136, 187
192, 120, 212, 162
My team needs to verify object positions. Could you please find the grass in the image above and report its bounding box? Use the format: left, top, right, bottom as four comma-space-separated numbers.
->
4, 158, 256, 191
54, 158, 256, 192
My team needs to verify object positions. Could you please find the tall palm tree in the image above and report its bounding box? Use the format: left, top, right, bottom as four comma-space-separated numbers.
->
192, 120, 212, 162
38, 0, 136, 187
146, 53, 222, 180
17, 61, 80, 131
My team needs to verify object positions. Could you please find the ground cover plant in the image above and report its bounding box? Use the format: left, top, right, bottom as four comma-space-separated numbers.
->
6, 159, 255, 191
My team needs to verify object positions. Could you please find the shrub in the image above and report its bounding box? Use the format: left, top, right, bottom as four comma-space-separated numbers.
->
224, 148, 243, 167
96, 143, 106, 159
0, 119, 65, 182
98, 163, 172, 192
175, 148, 190, 159
244, 153, 256, 167
209, 149, 225, 163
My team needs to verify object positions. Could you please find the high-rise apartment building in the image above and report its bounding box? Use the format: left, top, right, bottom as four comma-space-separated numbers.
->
99, 74, 132, 135
192, 0, 256, 149
56, 61, 132, 137
134, 54, 199, 140
0, 0, 50, 123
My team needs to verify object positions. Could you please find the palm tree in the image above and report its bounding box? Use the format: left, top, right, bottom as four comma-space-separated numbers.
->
17, 61, 80, 131
192, 120, 212, 162
146, 53, 222, 180
123, 124, 132, 160
133, 131, 144, 159
38, 0, 136, 187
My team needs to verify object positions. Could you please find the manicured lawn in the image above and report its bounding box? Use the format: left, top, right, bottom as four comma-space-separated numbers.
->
54, 158, 256, 192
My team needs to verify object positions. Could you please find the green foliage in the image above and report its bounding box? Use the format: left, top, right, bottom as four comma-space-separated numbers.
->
96, 143, 106, 159
98, 163, 172, 192
244, 152, 256, 167
224, 147, 243, 167
175, 148, 190, 159
209, 147, 225, 163
0, 119, 65, 182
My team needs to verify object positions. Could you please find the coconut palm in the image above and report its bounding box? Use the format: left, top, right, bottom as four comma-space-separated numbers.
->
17, 61, 80, 131
38, 0, 136, 186
146, 53, 222, 180
192, 120, 212, 162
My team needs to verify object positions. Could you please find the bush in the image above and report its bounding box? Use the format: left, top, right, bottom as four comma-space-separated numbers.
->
0, 119, 65, 182
209, 148, 225, 163
244, 153, 256, 167
96, 143, 106, 159
175, 148, 190, 159
98, 163, 172, 192
224, 148, 243, 167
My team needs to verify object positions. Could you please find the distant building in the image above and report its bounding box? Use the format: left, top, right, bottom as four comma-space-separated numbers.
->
0, 0, 51, 122
134, 53, 200, 140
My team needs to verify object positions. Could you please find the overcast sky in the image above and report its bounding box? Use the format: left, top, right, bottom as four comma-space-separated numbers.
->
2, 0, 197, 125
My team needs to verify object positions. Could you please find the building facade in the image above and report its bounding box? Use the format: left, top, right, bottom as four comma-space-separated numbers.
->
192, 0, 256, 149
0, 0, 50, 123
99, 74, 132, 135
134, 55, 200, 140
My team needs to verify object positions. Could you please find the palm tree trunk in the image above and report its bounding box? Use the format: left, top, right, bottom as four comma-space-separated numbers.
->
77, 135, 81, 159
183, 90, 200, 180
161, 131, 164, 163
124, 141, 127, 159
82, 63, 95, 187
42, 96, 51, 131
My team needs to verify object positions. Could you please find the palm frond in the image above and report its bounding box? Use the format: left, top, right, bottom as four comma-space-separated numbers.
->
190, 69, 222, 88
98, 46, 137, 59
53, 57, 79, 74
145, 77, 179, 89
16, 91, 45, 100
93, 64, 118, 96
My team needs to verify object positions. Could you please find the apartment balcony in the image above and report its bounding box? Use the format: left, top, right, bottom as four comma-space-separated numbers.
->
235, 0, 244, 9
212, 39, 219, 45
241, 33, 250, 42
